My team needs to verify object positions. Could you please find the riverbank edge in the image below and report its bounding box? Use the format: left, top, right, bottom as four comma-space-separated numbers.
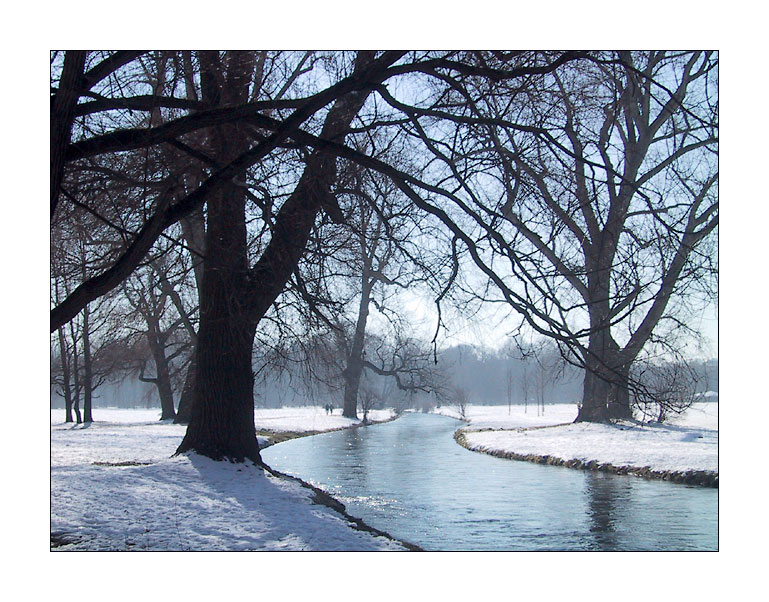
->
259, 411, 423, 551
256, 411, 402, 447
453, 429, 718, 488
261, 463, 422, 551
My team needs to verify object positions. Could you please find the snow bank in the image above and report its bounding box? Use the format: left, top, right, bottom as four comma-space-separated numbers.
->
50, 407, 405, 551
436, 403, 718, 477
253, 406, 395, 433
433, 403, 577, 428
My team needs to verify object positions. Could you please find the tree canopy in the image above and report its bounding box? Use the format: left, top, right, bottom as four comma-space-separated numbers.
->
50, 50, 718, 461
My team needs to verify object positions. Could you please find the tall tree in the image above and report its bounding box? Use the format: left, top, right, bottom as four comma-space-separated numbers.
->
175, 51, 389, 462
334, 166, 439, 418
376, 51, 718, 421
120, 253, 196, 421
489, 51, 718, 421
51, 49, 408, 460
51, 203, 122, 423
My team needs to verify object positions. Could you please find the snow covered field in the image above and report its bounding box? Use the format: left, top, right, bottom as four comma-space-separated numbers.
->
434, 402, 718, 475
50, 406, 405, 551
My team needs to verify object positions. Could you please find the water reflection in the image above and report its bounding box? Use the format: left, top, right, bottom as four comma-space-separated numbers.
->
584, 472, 627, 549
263, 412, 717, 551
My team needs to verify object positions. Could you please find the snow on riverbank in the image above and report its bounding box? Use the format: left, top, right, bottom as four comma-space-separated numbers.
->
434, 402, 718, 476
50, 407, 405, 551
253, 406, 395, 434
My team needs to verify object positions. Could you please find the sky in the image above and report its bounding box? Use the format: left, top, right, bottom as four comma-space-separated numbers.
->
397, 287, 718, 359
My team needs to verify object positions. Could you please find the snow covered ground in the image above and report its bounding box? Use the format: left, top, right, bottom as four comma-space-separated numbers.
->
434, 402, 718, 475
50, 406, 405, 551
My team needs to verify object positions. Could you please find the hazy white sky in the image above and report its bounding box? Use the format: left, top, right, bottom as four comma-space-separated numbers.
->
393, 286, 718, 359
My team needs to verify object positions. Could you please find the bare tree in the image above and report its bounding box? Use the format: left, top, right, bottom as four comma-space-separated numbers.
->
509, 52, 716, 422
119, 252, 196, 421
448, 383, 470, 420
358, 382, 382, 424
51, 204, 124, 423
52, 50, 674, 467
393, 51, 717, 422
325, 156, 446, 418
174, 51, 393, 462
52, 254, 75, 422
632, 358, 699, 423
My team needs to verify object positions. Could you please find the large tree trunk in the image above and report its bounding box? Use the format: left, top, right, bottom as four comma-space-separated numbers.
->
575, 280, 616, 422
576, 332, 628, 422
175, 51, 262, 463
607, 362, 632, 420
342, 361, 363, 419
174, 180, 259, 461
175, 304, 259, 462
575, 245, 623, 423
577, 358, 611, 422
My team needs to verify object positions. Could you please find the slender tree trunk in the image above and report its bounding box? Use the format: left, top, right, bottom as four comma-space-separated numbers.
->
146, 331, 176, 421
70, 324, 82, 424
57, 326, 74, 422
174, 207, 205, 425
342, 276, 373, 419
73, 394, 82, 424
170, 53, 206, 426
82, 304, 94, 423
174, 354, 196, 424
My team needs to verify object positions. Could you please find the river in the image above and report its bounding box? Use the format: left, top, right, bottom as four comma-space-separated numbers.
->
261, 412, 717, 551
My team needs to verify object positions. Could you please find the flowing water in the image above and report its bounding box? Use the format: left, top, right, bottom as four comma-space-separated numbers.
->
261, 412, 717, 551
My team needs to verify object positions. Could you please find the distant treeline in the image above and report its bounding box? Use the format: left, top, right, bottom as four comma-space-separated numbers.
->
51, 342, 718, 410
